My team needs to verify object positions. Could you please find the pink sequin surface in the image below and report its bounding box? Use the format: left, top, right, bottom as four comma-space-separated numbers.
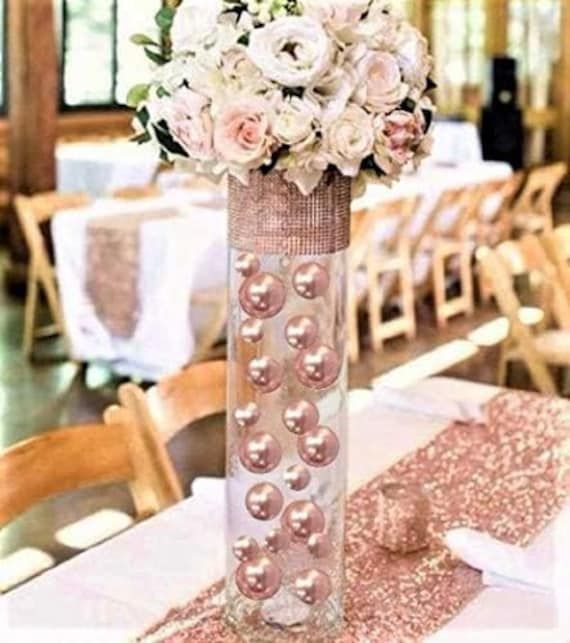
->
140, 391, 570, 643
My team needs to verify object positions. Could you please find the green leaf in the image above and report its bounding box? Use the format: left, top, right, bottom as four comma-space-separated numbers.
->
144, 47, 168, 66
126, 84, 150, 108
157, 86, 171, 98
130, 33, 159, 47
153, 121, 189, 158
131, 131, 152, 145
136, 106, 150, 129
155, 7, 176, 32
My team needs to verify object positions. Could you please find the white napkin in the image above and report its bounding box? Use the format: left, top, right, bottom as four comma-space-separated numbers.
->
445, 528, 554, 595
374, 385, 487, 423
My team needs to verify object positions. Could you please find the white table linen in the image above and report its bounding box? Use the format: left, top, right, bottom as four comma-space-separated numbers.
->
428, 121, 483, 166
1, 378, 567, 642
56, 142, 160, 199
53, 193, 227, 380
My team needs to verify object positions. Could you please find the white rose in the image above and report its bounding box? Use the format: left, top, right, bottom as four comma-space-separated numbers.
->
324, 104, 374, 176
395, 23, 432, 91
274, 96, 320, 148
171, 0, 223, 53
354, 51, 406, 114
308, 64, 358, 124
247, 17, 332, 88
356, 2, 401, 49
300, 0, 369, 41
152, 57, 190, 93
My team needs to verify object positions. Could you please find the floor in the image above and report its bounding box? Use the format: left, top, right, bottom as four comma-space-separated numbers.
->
1, 186, 569, 588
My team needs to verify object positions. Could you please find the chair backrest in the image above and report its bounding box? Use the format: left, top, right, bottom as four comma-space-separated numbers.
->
475, 172, 524, 241
111, 185, 162, 200
14, 192, 90, 269
364, 196, 419, 253
513, 162, 567, 229
426, 185, 480, 241
477, 247, 557, 395
0, 419, 171, 529
119, 360, 227, 445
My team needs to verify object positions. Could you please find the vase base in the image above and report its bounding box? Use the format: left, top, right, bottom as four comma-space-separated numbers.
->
225, 592, 342, 642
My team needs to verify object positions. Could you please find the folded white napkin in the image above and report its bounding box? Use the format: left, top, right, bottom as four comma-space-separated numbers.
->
374, 385, 487, 423
445, 528, 554, 595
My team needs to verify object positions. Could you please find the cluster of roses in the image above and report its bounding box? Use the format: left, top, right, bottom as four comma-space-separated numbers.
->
133, 0, 434, 195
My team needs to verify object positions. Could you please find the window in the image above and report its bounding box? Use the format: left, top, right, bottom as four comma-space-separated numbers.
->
508, 0, 561, 108
60, 0, 159, 108
431, 0, 486, 114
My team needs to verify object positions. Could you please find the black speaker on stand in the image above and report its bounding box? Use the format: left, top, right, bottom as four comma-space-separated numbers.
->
481, 56, 524, 169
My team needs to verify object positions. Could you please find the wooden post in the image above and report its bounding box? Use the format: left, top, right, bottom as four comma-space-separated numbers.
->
485, 0, 508, 57
7, 0, 59, 265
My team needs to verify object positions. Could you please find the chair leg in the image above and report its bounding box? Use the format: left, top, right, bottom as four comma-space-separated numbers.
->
367, 273, 384, 353
400, 251, 416, 340
433, 252, 447, 329
23, 273, 38, 358
460, 248, 475, 316
497, 344, 509, 387
347, 291, 360, 364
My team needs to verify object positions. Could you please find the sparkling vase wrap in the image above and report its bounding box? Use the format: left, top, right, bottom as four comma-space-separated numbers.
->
226, 170, 350, 641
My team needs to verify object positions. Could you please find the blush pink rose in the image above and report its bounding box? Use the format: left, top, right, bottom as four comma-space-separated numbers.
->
374, 110, 424, 172
357, 51, 405, 114
214, 98, 272, 167
166, 88, 214, 161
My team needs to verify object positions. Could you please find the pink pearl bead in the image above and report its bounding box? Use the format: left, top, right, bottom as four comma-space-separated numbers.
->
239, 273, 286, 319
295, 344, 341, 390
298, 426, 340, 468
282, 400, 319, 435
281, 501, 325, 542
284, 465, 311, 492
247, 357, 283, 394
285, 316, 319, 350
233, 402, 260, 428
264, 528, 290, 554
246, 483, 284, 521
232, 536, 260, 562
292, 569, 332, 605
235, 252, 260, 278
239, 432, 282, 474
235, 555, 282, 601
307, 533, 333, 559
292, 262, 330, 299
240, 318, 264, 344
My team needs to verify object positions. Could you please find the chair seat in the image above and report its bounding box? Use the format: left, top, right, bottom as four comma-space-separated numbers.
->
513, 212, 546, 232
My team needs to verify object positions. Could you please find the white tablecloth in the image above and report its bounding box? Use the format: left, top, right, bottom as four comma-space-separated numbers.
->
1, 378, 567, 642
53, 192, 227, 380
56, 142, 160, 199
428, 121, 483, 167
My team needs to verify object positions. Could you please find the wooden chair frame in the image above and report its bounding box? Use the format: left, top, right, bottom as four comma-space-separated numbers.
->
541, 224, 570, 304
111, 185, 162, 200
14, 192, 90, 358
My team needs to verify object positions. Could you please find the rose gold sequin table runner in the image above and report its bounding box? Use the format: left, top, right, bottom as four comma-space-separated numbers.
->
85, 208, 178, 338
140, 391, 570, 642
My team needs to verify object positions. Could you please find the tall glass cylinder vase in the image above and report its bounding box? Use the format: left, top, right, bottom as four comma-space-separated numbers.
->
225, 170, 350, 641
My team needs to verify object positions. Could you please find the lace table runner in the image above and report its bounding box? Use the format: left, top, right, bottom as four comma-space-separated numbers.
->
140, 391, 570, 642
85, 208, 178, 338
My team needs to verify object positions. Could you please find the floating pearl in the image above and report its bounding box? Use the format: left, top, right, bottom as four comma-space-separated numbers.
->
281, 501, 325, 542
298, 426, 340, 468
239, 273, 286, 319
235, 252, 260, 278
292, 569, 332, 605
264, 528, 290, 554
295, 344, 341, 390
284, 465, 311, 492
234, 403, 260, 428
232, 536, 260, 562
247, 357, 283, 394
235, 556, 282, 601
285, 316, 319, 350
282, 400, 319, 435
246, 483, 284, 521
239, 432, 282, 474
240, 318, 264, 344
307, 533, 333, 559
293, 262, 330, 299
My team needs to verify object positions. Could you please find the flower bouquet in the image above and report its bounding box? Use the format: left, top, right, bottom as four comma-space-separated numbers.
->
129, 1, 433, 639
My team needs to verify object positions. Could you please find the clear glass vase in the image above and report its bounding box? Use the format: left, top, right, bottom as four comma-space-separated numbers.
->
225, 171, 350, 641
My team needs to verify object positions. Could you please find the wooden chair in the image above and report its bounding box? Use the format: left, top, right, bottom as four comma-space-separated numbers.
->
0, 417, 178, 529
541, 224, 570, 304
191, 288, 228, 361
111, 185, 162, 200
115, 360, 227, 491
475, 173, 524, 246
14, 192, 90, 358
364, 197, 418, 352
511, 162, 567, 236
415, 185, 479, 328
478, 245, 570, 395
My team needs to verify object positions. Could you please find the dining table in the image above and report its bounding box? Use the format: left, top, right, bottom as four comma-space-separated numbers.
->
1, 376, 568, 643
56, 141, 160, 199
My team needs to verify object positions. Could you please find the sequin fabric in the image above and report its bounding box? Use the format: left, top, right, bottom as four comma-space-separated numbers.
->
140, 391, 570, 643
